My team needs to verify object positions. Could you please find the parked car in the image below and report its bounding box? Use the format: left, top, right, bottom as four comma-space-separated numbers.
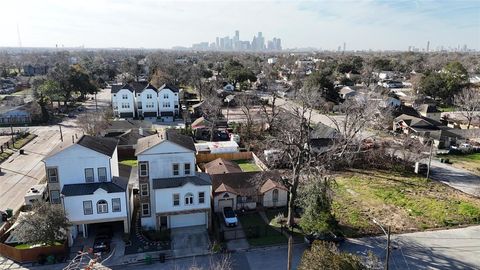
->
222, 207, 238, 227
93, 234, 111, 253
304, 231, 345, 245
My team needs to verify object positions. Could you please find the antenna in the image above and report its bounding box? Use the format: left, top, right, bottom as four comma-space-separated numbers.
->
16, 23, 22, 48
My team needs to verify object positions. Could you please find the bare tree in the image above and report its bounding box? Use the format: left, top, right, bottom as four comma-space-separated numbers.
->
77, 109, 111, 136
261, 92, 281, 133
202, 94, 224, 141
454, 87, 480, 129
237, 93, 257, 140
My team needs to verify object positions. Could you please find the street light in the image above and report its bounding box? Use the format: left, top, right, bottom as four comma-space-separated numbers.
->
373, 218, 391, 270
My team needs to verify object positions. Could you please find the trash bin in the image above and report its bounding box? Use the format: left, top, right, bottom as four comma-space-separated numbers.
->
6, 209, 13, 218
159, 253, 166, 263
145, 254, 152, 265
19, 149, 24, 155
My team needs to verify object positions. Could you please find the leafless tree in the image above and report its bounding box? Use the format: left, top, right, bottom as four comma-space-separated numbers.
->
454, 87, 480, 129
202, 93, 224, 141
77, 109, 111, 136
261, 92, 281, 133
237, 93, 257, 140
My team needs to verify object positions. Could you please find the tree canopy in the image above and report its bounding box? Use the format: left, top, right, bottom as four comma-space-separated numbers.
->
298, 241, 367, 270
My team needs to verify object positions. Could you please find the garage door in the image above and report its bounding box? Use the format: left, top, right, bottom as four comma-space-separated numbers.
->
170, 212, 206, 228
217, 199, 234, 212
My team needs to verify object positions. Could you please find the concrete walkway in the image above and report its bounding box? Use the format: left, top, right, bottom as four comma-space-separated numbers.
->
429, 160, 480, 197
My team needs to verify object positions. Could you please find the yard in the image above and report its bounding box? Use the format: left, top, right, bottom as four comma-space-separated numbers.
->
238, 212, 287, 246
234, 159, 261, 172
119, 159, 137, 167
437, 153, 480, 175
13, 134, 37, 149
0, 150, 13, 163
333, 170, 480, 237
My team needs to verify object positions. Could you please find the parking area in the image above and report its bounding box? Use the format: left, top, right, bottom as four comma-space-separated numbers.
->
69, 221, 125, 261
170, 225, 210, 258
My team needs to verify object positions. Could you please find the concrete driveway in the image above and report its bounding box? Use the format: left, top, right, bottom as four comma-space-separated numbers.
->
341, 225, 480, 270
171, 225, 210, 258
221, 218, 249, 251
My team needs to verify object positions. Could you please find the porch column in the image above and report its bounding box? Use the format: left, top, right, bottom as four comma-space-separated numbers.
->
82, 224, 87, 238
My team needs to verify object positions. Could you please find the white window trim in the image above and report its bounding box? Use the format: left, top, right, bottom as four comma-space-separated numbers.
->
185, 193, 194, 205
198, 192, 205, 204
97, 200, 108, 214
173, 193, 180, 206
98, 167, 107, 182
173, 163, 179, 176
139, 162, 149, 177
184, 163, 191, 175
140, 183, 149, 196
50, 190, 61, 204
85, 168, 94, 182
112, 198, 121, 212
83, 200, 93, 215
47, 167, 58, 183
141, 203, 150, 217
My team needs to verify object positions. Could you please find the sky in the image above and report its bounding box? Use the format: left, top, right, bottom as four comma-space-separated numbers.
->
0, 0, 479, 51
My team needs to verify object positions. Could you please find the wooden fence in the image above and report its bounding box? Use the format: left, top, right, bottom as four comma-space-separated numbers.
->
196, 151, 253, 163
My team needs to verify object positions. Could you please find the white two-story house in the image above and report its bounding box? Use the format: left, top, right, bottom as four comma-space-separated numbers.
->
43, 135, 132, 245
111, 84, 136, 118
135, 130, 211, 230
157, 84, 180, 122
136, 83, 159, 119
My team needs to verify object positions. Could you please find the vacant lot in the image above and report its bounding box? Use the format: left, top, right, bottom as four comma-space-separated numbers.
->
333, 170, 480, 237
438, 153, 480, 175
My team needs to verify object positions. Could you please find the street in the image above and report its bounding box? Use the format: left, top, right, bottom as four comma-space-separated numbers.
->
341, 225, 480, 270
0, 88, 111, 213
113, 244, 307, 270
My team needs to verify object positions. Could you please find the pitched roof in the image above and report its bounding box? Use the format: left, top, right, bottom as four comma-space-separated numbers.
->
45, 135, 118, 159
117, 129, 157, 146
158, 83, 180, 93
204, 158, 242, 174
136, 83, 158, 94
211, 171, 283, 196
130, 81, 149, 92
77, 135, 118, 157
260, 179, 288, 193
61, 177, 128, 197
135, 129, 196, 155
417, 104, 440, 114
152, 173, 211, 189
111, 83, 134, 94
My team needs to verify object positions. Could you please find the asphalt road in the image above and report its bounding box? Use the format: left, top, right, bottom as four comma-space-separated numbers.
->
429, 160, 480, 197
341, 225, 480, 270
0, 88, 111, 213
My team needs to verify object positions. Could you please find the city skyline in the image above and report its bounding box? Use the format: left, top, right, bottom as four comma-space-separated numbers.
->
0, 0, 478, 51
190, 30, 282, 51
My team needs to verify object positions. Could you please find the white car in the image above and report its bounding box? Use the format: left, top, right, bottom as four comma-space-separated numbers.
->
223, 207, 238, 227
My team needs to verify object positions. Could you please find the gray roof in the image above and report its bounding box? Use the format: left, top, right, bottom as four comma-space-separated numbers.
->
135, 129, 195, 155
158, 83, 180, 93
111, 84, 133, 94
61, 177, 128, 197
77, 135, 118, 157
152, 173, 212, 189
136, 83, 158, 94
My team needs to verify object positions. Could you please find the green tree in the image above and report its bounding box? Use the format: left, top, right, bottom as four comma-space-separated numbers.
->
15, 202, 70, 246
222, 60, 257, 90
419, 62, 468, 104
305, 69, 338, 102
298, 241, 367, 270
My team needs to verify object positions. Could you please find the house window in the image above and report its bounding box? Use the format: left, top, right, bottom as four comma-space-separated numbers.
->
141, 203, 150, 216
140, 183, 149, 196
85, 168, 94, 182
173, 193, 180, 206
139, 162, 148, 177
272, 189, 279, 203
240, 196, 247, 203
163, 93, 169, 99
112, 198, 121, 212
173, 164, 179, 176
147, 93, 153, 99
98, 167, 107, 182
122, 94, 128, 99
163, 102, 171, 108
83, 201, 93, 215
185, 193, 193, 205
97, 200, 108, 214
184, 163, 191, 175
199, 192, 205, 204
47, 167, 58, 183
50, 190, 60, 204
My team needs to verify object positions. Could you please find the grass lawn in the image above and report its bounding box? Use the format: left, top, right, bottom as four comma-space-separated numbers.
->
15, 242, 63, 249
13, 134, 37, 149
234, 160, 261, 172
333, 170, 480, 237
0, 150, 13, 163
438, 106, 456, 112
238, 212, 287, 246
438, 153, 480, 175
265, 208, 304, 242
119, 159, 137, 167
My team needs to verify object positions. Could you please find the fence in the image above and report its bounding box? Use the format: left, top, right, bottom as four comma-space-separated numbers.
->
0, 241, 67, 263
196, 151, 253, 163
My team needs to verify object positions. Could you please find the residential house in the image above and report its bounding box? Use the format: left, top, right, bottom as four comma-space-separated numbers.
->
211, 171, 288, 212
338, 86, 358, 100
204, 158, 242, 174
136, 83, 159, 119
43, 135, 131, 245
223, 84, 235, 92
0, 102, 38, 124
417, 104, 441, 122
135, 130, 212, 230
111, 84, 136, 118
158, 84, 180, 122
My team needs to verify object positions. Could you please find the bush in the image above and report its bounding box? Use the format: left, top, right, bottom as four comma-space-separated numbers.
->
37, 254, 46, 265
298, 241, 367, 270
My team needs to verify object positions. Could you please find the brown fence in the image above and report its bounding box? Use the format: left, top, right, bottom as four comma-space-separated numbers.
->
196, 151, 253, 163
0, 241, 67, 263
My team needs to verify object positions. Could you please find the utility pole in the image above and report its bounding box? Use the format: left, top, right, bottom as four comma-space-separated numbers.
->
426, 139, 434, 180
385, 226, 391, 270
287, 235, 293, 270
59, 124, 63, 142
10, 125, 14, 143
95, 92, 98, 112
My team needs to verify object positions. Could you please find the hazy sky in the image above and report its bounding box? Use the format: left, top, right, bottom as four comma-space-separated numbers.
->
1, 0, 479, 50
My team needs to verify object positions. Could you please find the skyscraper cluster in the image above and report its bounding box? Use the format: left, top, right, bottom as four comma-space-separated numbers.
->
191, 30, 282, 51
